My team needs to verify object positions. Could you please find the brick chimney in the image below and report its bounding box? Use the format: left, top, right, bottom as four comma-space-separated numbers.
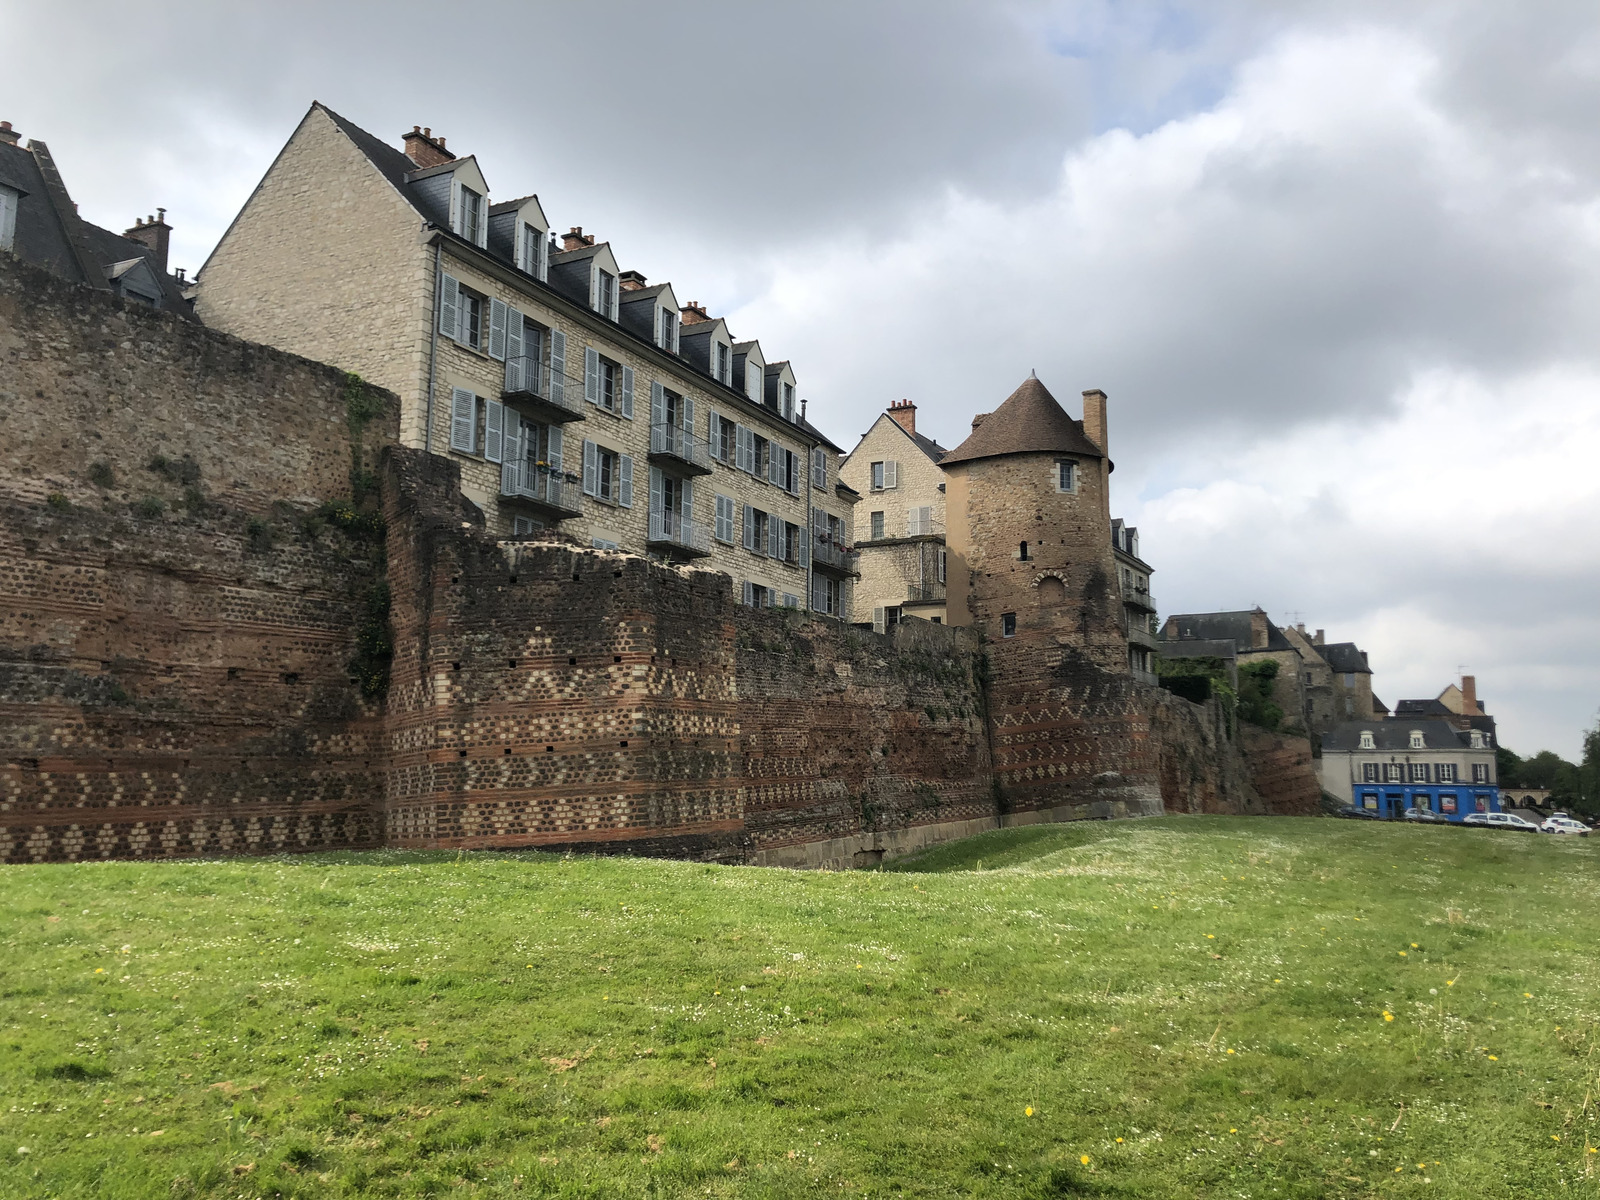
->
1314, 629, 1325, 645
561, 226, 595, 251
618, 270, 648, 291
0, 121, 19, 147
887, 399, 917, 436
1461, 675, 1479, 715
402, 126, 454, 169
1082, 389, 1108, 454
1249, 608, 1269, 650
123, 209, 171, 273
681, 300, 709, 325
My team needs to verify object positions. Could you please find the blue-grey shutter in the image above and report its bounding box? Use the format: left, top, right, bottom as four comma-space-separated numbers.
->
548, 424, 562, 473
618, 455, 634, 508
621, 366, 634, 419
707, 410, 719, 455
648, 465, 663, 516
767, 514, 782, 559
438, 272, 459, 340
736, 426, 750, 473
484, 400, 505, 464
504, 310, 523, 390
449, 388, 476, 453
584, 347, 600, 406
549, 330, 566, 404
684, 397, 695, 437
590, 263, 600, 312
500, 420, 520, 494
742, 580, 754, 607
489, 298, 508, 361
798, 524, 809, 569
681, 478, 694, 522
582, 439, 598, 496
742, 504, 755, 551
449, 178, 461, 234
650, 380, 665, 428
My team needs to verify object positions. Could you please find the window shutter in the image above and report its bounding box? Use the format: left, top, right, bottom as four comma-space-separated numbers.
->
620, 366, 634, 419
768, 444, 782, 487
590, 263, 600, 312
449, 178, 461, 234
743, 581, 754, 607
798, 525, 809, 569
584, 347, 599, 406
873, 606, 886, 635
537, 232, 548, 281
708, 410, 719, 453
504, 311, 524, 389
582, 439, 598, 497
500, 420, 519, 493
885, 460, 898, 488
648, 465, 663, 516
547, 425, 563, 472
449, 388, 476, 453
476, 199, 489, 248
767, 514, 781, 559
488, 299, 508, 361
618, 455, 634, 508
684, 397, 695, 436
650, 380, 665, 428
681, 478, 694, 522
484, 400, 505, 464
734, 425, 747, 472
438, 272, 459, 340
743, 504, 755, 551
549, 329, 566, 403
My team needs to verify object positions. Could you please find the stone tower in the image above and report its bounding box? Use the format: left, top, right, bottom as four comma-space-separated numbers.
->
942, 376, 1157, 816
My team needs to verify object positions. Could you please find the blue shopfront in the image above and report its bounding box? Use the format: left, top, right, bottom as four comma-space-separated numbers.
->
1353, 785, 1500, 821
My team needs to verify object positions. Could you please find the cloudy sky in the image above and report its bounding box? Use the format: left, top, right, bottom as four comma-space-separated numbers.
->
7, 1, 1598, 757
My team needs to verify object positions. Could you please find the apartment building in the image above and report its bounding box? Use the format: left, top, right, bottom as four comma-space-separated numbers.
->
840, 400, 950, 625
195, 104, 855, 615
1112, 519, 1157, 684
1319, 720, 1499, 818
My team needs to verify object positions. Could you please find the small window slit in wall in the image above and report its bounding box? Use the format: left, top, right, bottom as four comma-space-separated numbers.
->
568, 656, 577, 665
451, 662, 461, 671
503, 747, 512, 755
546, 745, 555, 753
613, 655, 622, 663
620, 740, 628, 748
1019, 541, 1029, 561
508, 659, 517, 668
458, 749, 467, 758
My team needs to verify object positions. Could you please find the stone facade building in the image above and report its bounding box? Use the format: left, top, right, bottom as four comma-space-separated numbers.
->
194, 104, 855, 617
839, 400, 950, 626
1112, 519, 1158, 684
1319, 719, 1499, 818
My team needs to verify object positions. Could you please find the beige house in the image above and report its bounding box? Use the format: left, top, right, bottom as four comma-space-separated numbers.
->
195, 103, 855, 616
1112, 519, 1158, 684
839, 400, 951, 625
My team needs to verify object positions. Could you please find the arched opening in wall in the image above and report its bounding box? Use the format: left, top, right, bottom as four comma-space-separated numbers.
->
1037, 576, 1066, 606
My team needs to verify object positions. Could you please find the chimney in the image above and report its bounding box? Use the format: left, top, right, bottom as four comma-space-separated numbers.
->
617, 269, 648, 291
0, 121, 19, 147
887, 399, 917, 436
681, 300, 709, 325
562, 226, 595, 251
1461, 675, 1479, 715
1296, 622, 1306, 636
1313, 629, 1324, 645
1249, 608, 1269, 650
1082, 389, 1108, 455
123, 208, 172, 273
971, 411, 990, 431
402, 126, 454, 169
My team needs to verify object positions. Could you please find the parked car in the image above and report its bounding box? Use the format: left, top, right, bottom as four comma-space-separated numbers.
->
1540, 816, 1592, 836
1463, 812, 1540, 832
1336, 804, 1383, 820
1402, 807, 1449, 824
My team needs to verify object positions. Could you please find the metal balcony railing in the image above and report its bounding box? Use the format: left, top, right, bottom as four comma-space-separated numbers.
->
811, 538, 856, 571
500, 459, 580, 512
1123, 586, 1157, 612
502, 356, 586, 420
648, 510, 711, 554
905, 583, 946, 604
649, 422, 712, 472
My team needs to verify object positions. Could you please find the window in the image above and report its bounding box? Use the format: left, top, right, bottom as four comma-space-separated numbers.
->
1472, 763, 1490, 783
1408, 730, 1425, 750
768, 445, 798, 494
1056, 459, 1077, 493
510, 515, 542, 536
747, 364, 763, 403
1469, 730, 1485, 749
658, 307, 679, 353
1362, 794, 1379, 811
1436, 763, 1456, 783
1359, 730, 1375, 750
581, 439, 633, 507
1018, 540, 1029, 561
455, 184, 484, 245
937, 546, 947, 584
1001, 612, 1017, 638
583, 347, 633, 417
594, 268, 618, 319
714, 342, 732, 385
1440, 793, 1459, 814
870, 511, 885, 540
714, 494, 736, 543
812, 447, 827, 489
1474, 794, 1489, 812
518, 222, 546, 279
0, 186, 16, 252
592, 537, 620, 551
781, 381, 795, 421
742, 581, 773, 608
449, 387, 482, 454
1362, 763, 1380, 782
709, 412, 734, 463
870, 460, 898, 491
1409, 762, 1430, 782
811, 575, 844, 616
1384, 763, 1403, 783
742, 505, 769, 554
909, 507, 933, 536
437, 275, 487, 350
782, 521, 806, 565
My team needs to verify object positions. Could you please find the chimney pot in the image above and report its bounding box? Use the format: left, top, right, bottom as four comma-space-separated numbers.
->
1461, 674, 1479, 715
0, 121, 17, 146
887, 399, 917, 436
402, 126, 454, 168
123, 207, 172, 273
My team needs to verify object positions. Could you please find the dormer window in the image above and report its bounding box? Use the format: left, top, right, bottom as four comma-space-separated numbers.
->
456, 185, 484, 244
747, 365, 762, 403
1470, 730, 1485, 749
658, 307, 679, 353
1359, 730, 1375, 750
1409, 730, 1425, 750
518, 221, 547, 280
781, 381, 795, 421
714, 342, 732, 385
593, 268, 617, 319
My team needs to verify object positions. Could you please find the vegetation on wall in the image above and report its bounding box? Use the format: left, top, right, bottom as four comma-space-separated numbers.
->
1236, 658, 1285, 731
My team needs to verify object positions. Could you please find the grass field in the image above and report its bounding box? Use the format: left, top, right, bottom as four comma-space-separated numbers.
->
3, 817, 1599, 1198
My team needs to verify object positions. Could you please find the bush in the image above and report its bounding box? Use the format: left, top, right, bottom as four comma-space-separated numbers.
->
133, 496, 165, 519
147, 453, 201, 486
1161, 674, 1211, 704
87, 461, 115, 488
246, 517, 274, 553
1237, 659, 1283, 730
46, 492, 70, 512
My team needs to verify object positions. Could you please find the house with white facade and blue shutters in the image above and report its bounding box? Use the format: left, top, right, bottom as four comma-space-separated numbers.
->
1319, 719, 1500, 819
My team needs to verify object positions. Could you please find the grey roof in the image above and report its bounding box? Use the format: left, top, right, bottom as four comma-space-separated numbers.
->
1319, 642, 1370, 674
1164, 610, 1293, 653
619, 282, 672, 303
489, 194, 542, 216
940, 375, 1104, 466
549, 242, 608, 265
1157, 639, 1237, 662
1394, 698, 1451, 717
1321, 719, 1483, 753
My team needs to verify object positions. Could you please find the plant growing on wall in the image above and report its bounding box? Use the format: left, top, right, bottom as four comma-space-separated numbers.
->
1236, 659, 1284, 731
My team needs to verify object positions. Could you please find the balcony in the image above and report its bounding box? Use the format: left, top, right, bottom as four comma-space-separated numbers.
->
1127, 623, 1160, 651
647, 510, 711, 558
502, 356, 585, 423
1131, 666, 1159, 688
904, 583, 946, 605
811, 538, 856, 576
500, 459, 581, 518
1123, 586, 1157, 612
649, 422, 712, 475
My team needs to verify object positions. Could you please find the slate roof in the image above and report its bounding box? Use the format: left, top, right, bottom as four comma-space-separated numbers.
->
1321, 719, 1483, 753
1319, 642, 1371, 674
1157, 638, 1237, 662
939, 375, 1104, 466
1164, 610, 1294, 653
1394, 698, 1452, 717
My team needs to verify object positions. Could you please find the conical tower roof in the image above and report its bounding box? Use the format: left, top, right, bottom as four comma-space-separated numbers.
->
939, 375, 1105, 466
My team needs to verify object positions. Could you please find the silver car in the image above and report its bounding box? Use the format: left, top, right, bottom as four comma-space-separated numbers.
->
1462, 812, 1541, 832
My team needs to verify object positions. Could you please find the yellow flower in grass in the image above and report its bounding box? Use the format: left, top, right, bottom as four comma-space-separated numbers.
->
1080, 1154, 1091, 1166
1399, 951, 1407, 957
1116, 1137, 1124, 1143
1383, 1011, 1394, 1022
1488, 1055, 1499, 1061
1025, 1107, 1033, 1117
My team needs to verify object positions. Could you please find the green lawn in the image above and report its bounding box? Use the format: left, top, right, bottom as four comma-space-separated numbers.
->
3, 817, 1598, 1198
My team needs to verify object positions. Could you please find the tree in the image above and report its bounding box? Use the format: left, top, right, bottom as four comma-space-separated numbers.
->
1237, 659, 1283, 731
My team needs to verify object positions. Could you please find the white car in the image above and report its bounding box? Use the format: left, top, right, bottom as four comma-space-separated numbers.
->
1462, 812, 1541, 832
1540, 816, 1592, 836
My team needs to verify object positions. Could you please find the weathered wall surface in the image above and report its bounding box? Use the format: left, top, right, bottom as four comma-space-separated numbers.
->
1238, 727, 1323, 816
0, 256, 398, 863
